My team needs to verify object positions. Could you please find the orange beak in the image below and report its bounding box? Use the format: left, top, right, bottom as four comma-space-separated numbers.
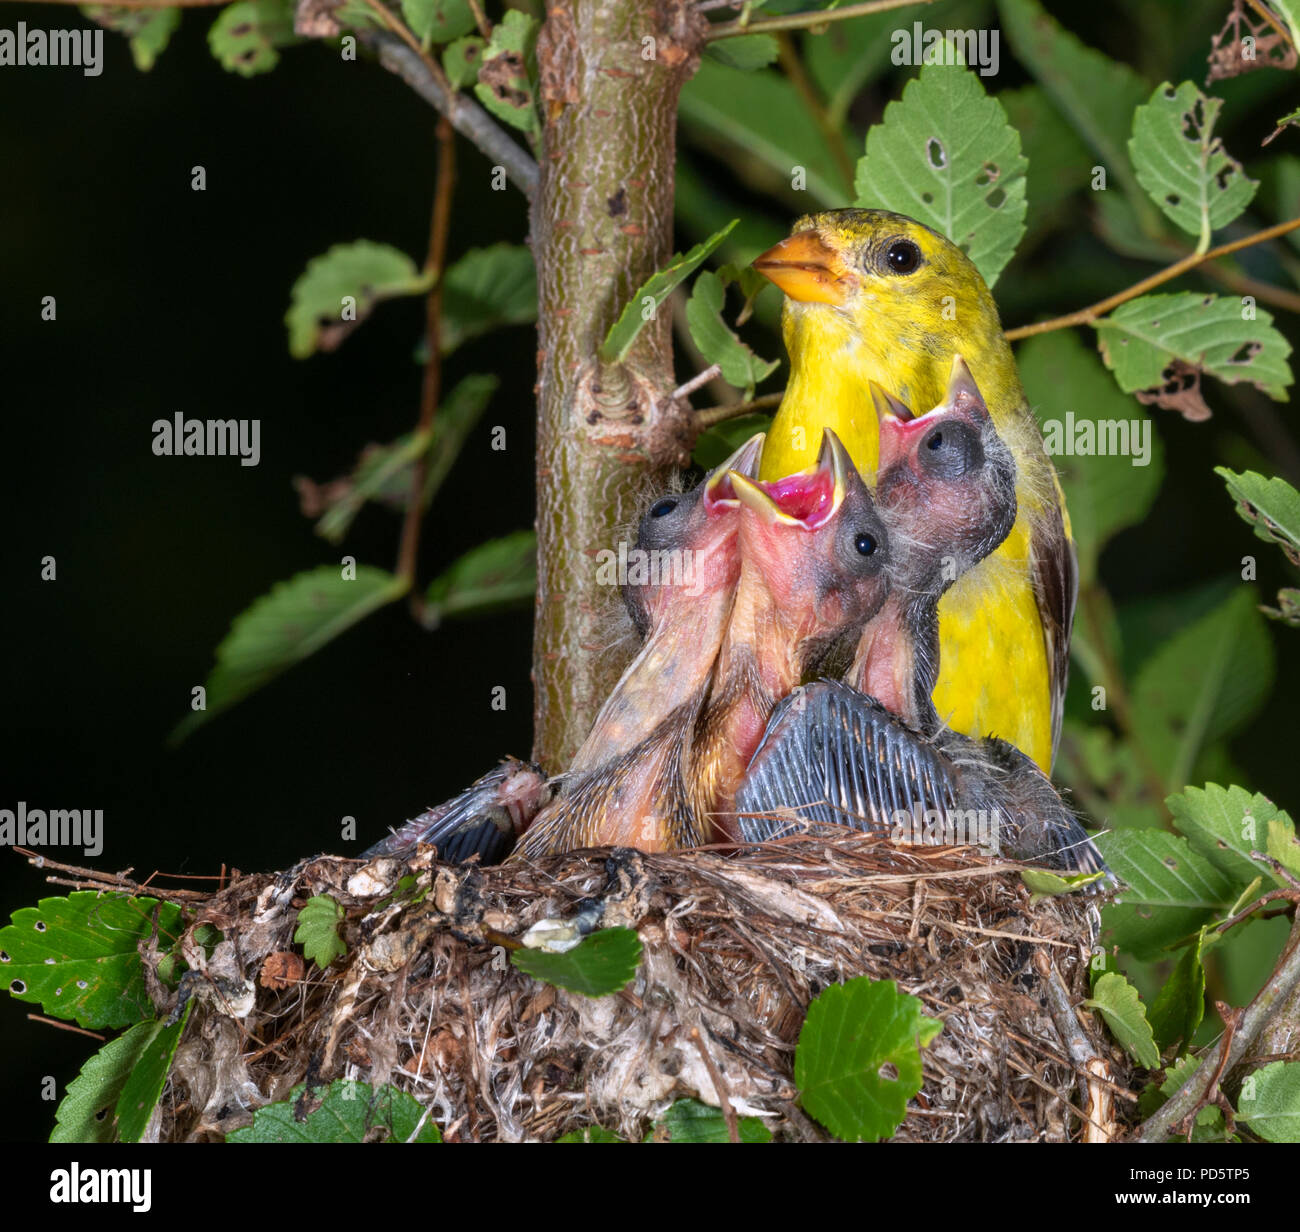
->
752, 231, 855, 306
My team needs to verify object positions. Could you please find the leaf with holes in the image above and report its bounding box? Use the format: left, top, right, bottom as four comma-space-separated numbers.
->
1019, 331, 1164, 587
295, 896, 347, 970
512, 927, 642, 997
1129, 586, 1273, 791
1, 893, 183, 1029
599, 221, 737, 365
795, 978, 942, 1142
686, 271, 778, 399
1084, 972, 1160, 1069
401, 0, 475, 46
473, 9, 539, 138
1237, 1061, 1300, 1143
171, 565, 408, 741
207, 0, 298, 77
647, 1098, 773, 1143
1168, 783, 1293, 889
854, 60, 1026, 286
424, 530, 536, 627
443, 35, 485, 88
1095, 292, 1293, 404
85, 7, 181, 70
228, 1080, 442, 1142
286, 241, 434, 359
50, 1021, 162, 1143
1215, 467, 1300, 567
1129, 82, 1256, 247
1095, 830, 1238, 960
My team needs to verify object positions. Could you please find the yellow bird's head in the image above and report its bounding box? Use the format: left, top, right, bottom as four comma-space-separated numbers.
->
753, 209, 1020, 479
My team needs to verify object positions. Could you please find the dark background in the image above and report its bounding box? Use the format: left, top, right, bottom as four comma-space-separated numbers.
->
2, 0, 1298, 1142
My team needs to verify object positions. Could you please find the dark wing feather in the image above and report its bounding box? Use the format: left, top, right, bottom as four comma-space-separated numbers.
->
1030, 494, 1078, 770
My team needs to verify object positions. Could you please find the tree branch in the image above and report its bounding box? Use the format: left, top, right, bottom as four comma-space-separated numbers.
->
1005, 216, 1300, 340
704, 0, 932, 42
695, 391, 783, 427
363, 30, 539, 200
1137, 917, 1300, 1141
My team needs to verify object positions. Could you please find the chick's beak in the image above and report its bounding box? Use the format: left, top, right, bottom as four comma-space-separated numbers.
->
728, 428, 848, 528
753, 231, 855, 306
704, 432, 766, 512
944, 355, 989, 421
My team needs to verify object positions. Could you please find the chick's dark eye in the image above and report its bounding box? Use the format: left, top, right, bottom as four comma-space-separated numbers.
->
927, 431, 944, 450
650, 498, 678, 518
855, 533, 877, 556
919, 422, 984, 478
885, 240, 921, 274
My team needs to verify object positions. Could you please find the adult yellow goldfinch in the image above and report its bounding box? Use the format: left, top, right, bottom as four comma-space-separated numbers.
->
753, 209, 1074, 772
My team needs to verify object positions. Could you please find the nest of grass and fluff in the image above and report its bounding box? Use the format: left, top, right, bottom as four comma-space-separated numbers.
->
143, 830, 1134, 1143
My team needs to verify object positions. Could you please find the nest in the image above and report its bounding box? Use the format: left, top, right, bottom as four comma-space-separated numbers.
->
154, 835, 1134, 1142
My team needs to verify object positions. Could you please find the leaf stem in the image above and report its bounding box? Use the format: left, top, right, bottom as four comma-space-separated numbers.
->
396, 119, 456, 595
705, 0, 933, 41
1005, 216, 1300, 340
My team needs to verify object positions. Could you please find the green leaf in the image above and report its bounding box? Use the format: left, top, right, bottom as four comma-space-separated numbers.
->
1129, 587, 1274, 789
228, 1080, 442, 1142
999, 84, 1091, 237
442, 35, 485, 89
294, 896, 347, 970
83, 7, 181, 71
1084, 972, 1161, 1069
473, 9, 539, 138
312, 374, 498, 544
50, 1021, 161, 1143
1146, 934, 1205, 1056
854, 60, 1027, 286
1215, 467, 1300, 566
441, 244, 537, 354
795, 977, 942, 1142
679, 62, 845, 208
1019, 331, 1165, 586
1237, 1061, 1300, 1143
1095, 829, 1239, 960
704, 33, 779, 71
1129, 82, 1257, 249
1268, 816, 1300, 878
997, 0, 1150, 214
648, 1098, 773, 1143
511, 927, 642, 997
401, 0, 475, 46
599, 221, 737, 365
556, 1124, 626, 1142
1261, 588, 1300, 627
1022, 868, 1108, 898
286, 240, 434, 360
117, 1009, 189, 1143
424, 530, 536, 627
685, 271, 778, 399
1167, 784, 1293, 889
1095, 292, 1293, 404
207, 0, 298, 77
172, 565, 407, 741
1, 893, 183, 1029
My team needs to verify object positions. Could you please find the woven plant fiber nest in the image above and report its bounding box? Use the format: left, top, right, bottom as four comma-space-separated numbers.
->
158, 834, 1132, 1142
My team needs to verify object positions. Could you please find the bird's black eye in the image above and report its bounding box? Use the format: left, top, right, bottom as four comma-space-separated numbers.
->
885, 239, 922, 274
855, 533, 877, 556
650, 498, 678, 518
918, 422, 984, 479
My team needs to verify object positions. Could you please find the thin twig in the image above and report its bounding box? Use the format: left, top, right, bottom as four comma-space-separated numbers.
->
690, 1026, 740, 1142
671, 365, 722, 402
1137, 919, 1300, 1141
27, 1014, 108, 1041
705, 0, 933, 41
695, 391, 783, 427
465, 0, 492, 38
396, 119, 456, 595
362, 30, 538, 199
1005, 216, 1300, 340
